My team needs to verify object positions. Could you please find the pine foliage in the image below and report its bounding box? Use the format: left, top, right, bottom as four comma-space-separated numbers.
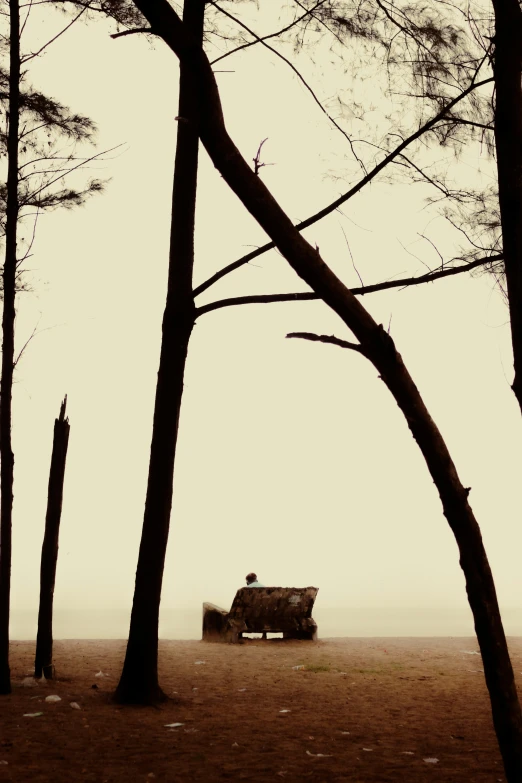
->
0, 4, 108, 294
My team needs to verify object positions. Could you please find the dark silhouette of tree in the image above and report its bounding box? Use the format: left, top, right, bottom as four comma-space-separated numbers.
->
0, 0, 105, 695
490, 0, 522, 412
34, 396, 70, 680
0, 0, 21, 698
113, 0, 205, 705
122, 2, 522, 779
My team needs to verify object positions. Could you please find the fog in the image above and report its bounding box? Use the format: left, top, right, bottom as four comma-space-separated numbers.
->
8, 5, 522, 640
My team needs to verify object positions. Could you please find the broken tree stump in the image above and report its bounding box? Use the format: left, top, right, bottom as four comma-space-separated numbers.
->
34, 396, 70, 679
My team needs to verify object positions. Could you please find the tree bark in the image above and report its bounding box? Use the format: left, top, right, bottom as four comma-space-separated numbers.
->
127, 2, 522, 777
0, 0, 20, 697
490, 0, 522, 413
34, 397, 70, 680
113, 0, 204, 705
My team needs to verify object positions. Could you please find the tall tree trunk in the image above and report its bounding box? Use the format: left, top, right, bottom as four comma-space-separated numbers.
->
34, 397, 70, 680
490, 0, 522, 413
114, 0, 204, 705
127, 3, 522, 777
487, 11, 522, 766
0, 0, 20, 697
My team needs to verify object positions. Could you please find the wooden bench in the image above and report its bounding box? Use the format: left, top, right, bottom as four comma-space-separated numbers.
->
202, 586, 318, 643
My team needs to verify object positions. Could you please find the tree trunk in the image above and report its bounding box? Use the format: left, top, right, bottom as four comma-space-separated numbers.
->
34, 397, 70, 680
126, 3, 522, 777
113, 0, 204, 705
490, 0, 522, 413
0, 0, 20, 697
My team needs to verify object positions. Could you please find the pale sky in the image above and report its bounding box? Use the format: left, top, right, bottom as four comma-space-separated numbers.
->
8, 3, 522, 637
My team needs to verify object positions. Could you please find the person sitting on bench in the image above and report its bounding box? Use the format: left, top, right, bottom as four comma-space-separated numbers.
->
245, 572, 265, 587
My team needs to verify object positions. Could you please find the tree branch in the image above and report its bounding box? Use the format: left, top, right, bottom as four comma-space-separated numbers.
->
197, 291, 317, 316
210, 0, 328, 66
110, 26, 152, 39
21, 3, 89, 63
448, 116, 494, 131
194, 254, 501, 317
286, 331, 366, 354
193, 75, 494, 298
23, 143, 123, 204
253, 137, 271, 175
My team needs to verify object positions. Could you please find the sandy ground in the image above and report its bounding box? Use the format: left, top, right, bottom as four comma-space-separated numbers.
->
0, 636, 519, 782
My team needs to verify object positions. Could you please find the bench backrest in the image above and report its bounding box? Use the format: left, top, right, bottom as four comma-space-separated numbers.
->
228, 586, 318, 632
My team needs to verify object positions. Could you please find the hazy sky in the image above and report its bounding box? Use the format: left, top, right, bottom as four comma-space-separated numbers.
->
8, 3, 522, 636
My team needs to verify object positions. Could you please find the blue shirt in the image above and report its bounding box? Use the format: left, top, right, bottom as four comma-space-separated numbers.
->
246, 581, 265, 587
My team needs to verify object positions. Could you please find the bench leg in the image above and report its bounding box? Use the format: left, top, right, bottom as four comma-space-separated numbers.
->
283, 629, 317, 641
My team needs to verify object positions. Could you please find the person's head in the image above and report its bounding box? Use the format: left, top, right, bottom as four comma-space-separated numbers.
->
245, 572, 257, 585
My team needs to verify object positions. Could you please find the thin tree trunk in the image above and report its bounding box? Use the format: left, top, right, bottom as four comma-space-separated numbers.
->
34, 397, 70, 680
127, 3, 522, 777
0, 0, 20, 697
113, 0, 204, 705
490, 0, 522, 413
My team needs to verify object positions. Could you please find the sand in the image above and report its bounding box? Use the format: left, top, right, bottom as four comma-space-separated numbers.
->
1, 636, 520, 782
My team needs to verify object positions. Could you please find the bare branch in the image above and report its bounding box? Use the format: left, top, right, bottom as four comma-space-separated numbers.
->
13, 320, 66, 368
111, 26, 153, 39
286, 331, 366, 354
14, 322, 39, 368
23, 143, 123, 205
447, 116, 494, 131
253, 137, 272, 175
21, 4, 90, 63
18, 207, 39, 264
196, 291, 317, 316
210, 0, 328, 66
418, 232, 444, 264
20, 0, 34, 37
195, 254, 501, 318
340, 224, 364, 286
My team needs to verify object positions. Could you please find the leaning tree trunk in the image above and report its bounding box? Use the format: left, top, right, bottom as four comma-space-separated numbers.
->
0, 0, 20, 697
127, 3, 522, 777
34, 397, 70, 680
113, 0, 204, 705
490, 0, 522, 413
